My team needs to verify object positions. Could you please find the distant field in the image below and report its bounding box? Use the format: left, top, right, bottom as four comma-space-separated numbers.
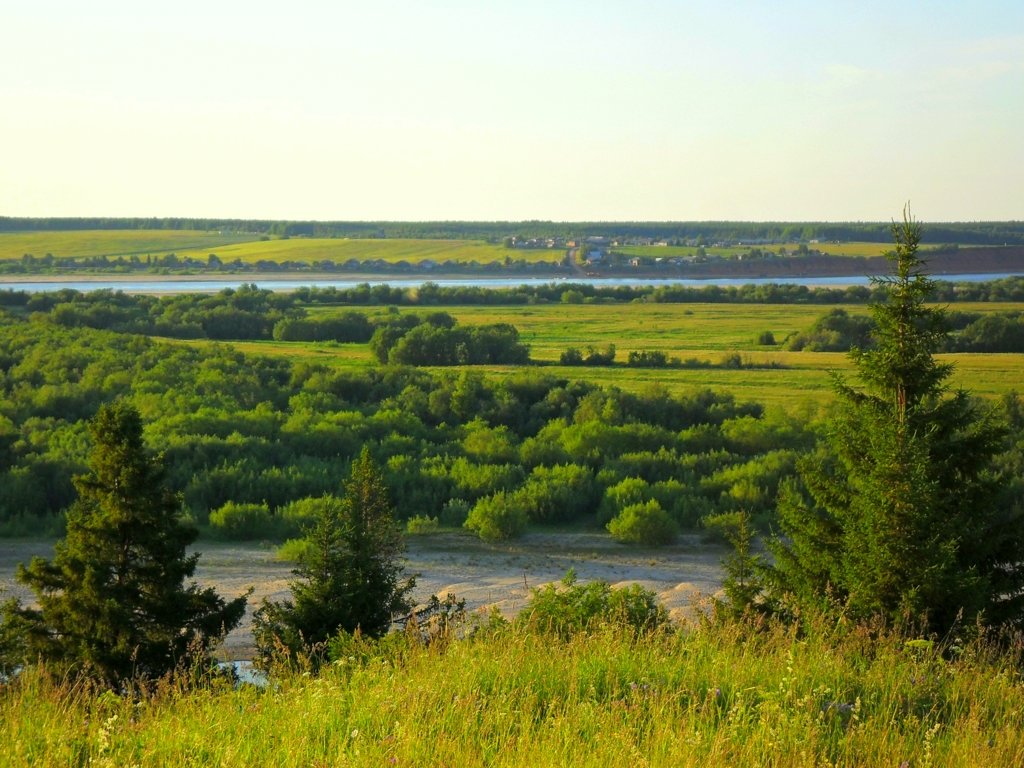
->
0, 230, 259, 261
0, 230, 565, 266
173, 238, 562, 265
207, 302, 1024, 410
615, 242, 896, 260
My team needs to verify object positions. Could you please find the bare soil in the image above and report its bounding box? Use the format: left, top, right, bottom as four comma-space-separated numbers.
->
0, 532, 726, 660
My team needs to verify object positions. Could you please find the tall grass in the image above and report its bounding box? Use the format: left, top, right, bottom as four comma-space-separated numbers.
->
4, 615, 1023, 766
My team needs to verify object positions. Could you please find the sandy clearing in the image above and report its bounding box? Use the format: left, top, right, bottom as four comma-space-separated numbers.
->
0, 532, 726, 660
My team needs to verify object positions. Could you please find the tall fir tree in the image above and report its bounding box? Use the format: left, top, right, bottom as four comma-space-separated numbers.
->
770, 209, 1024, 633
1, 401, 246, 685
254, 447, 414, 666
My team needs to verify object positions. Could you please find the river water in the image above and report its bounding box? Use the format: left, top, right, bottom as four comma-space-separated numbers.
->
1, 272, 1021, 294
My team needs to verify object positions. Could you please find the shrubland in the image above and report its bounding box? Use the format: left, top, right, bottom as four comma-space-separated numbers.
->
0, 309, 822, 539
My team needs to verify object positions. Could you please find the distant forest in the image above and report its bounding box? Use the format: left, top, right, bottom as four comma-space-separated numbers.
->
3, 217, 1023, 246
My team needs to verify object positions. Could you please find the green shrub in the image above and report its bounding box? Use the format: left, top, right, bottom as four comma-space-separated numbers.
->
439, 498, 471, 528
597, 477, 649, 525
464, 492, 529, 541
607, 500, 678, 546
208, 501, 278, 540
757, 330, 777, 346
276, 496, 340, 538
275, 537, 313, 562
518, 570, 668, 638
406, 514, 440, 535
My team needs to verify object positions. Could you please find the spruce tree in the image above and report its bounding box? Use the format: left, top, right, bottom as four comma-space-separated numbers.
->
770, 209, 1024, 633
1, 401, 246, 685
253, 447, 414, 666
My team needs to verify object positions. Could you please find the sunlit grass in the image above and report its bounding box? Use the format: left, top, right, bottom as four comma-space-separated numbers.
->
173, 238, 561, 265
173, 302, 1024, 409
0, 232, 566, 267
0, 230, 258, 261
443, 303, 846, 351
4, 617, 1023, 767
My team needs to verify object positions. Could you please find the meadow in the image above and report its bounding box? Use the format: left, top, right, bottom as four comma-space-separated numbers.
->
5, 616, 1023, 766
0, 230, 257, 261
0, 230, 562, 266
229, 301, 1024, 409
173, 237, 562, 265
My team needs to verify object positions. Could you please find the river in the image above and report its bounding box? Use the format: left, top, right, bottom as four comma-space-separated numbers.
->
1, 272, 1022, 294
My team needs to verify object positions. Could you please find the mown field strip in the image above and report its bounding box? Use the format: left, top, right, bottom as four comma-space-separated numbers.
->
0, 230, 259, 260
173, 238, 561, 265
0, 231, 566, 265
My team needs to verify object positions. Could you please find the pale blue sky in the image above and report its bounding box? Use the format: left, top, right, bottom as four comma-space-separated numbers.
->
2, 1, 1021, 221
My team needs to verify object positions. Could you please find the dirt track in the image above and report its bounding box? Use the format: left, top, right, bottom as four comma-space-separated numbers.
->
0, 532, 726, 660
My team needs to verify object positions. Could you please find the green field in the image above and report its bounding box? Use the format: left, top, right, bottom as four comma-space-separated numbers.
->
0, 230, 565, 266
215, 301, 1024, 410
615, 241, 897, 260
0, 230, 259, 261
174, 237, 561, 265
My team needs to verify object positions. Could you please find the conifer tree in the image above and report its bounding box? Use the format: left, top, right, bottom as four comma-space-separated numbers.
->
770, 209, 1024, 633
253, 447, 414, 665
1, 401, 246, 685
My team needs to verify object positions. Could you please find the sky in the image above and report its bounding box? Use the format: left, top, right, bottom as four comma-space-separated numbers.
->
1, 0, 1022, 222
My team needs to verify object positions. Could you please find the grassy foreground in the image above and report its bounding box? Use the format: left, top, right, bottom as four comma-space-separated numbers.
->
4, 617, 1023, 767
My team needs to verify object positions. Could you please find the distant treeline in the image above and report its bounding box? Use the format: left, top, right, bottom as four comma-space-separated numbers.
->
3, 217, 1024, 246
2, 278, 1024, 345
284, 277, 1024, 305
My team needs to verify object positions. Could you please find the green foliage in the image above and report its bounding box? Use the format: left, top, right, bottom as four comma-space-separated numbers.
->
514, 464, 598, 523
369, 313, 530, 366
0, 299, 895, 542
705, 510, 766, 619
517, 570, 668, 638
464, 492, 529, 541
560, 344, 616, 366
405, 514, 440, 535
953, 312, 1024, 352
438, 498, 471, 528
771, 211, 1024, 633
607, 500, 678, 546
272, 311, 373, 343
253, 450, 414, 668
0, 402, 246, 685
207, 501, 277, 540
275, 537, 313, 563
787, 308, 874, 351
626, 349, 668, 367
